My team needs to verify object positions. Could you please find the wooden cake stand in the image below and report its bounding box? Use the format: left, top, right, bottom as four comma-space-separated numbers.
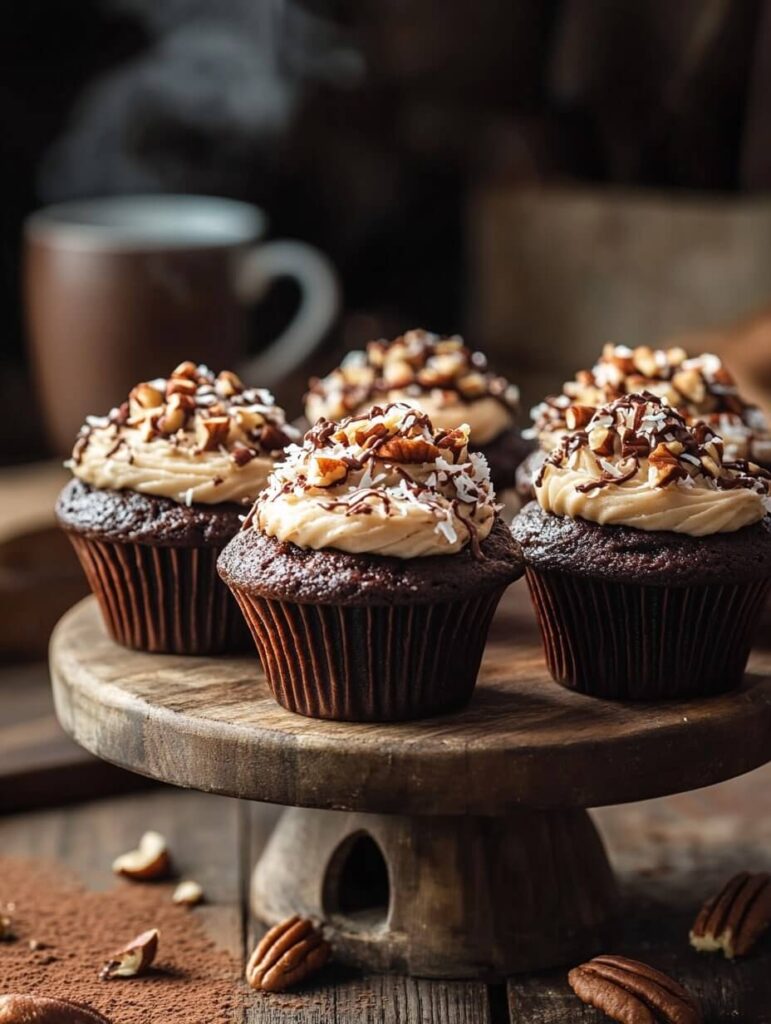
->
49, 586, 771, 980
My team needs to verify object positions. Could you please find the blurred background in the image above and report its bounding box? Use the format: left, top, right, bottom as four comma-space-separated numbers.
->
7, 0, 771, 462
5, 0, 771, 672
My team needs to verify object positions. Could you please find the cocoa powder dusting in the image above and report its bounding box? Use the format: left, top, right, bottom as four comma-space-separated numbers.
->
0, 858, 241, 1023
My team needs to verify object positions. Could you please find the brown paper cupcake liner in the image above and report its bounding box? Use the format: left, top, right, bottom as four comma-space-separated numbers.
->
68, 535, 251, 655
229, 587, 506, 721
525, 567, 770, 700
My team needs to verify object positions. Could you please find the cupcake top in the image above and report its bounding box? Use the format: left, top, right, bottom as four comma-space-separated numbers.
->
527, 344, 771, 464
249, 402, 497, 558
305, 328, 519, 446
68, 362, 300, 506
536, 392, 771, 536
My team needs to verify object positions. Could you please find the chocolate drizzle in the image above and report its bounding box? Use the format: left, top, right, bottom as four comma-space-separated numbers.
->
537, 392, 771, 497
252, 402, 498, 557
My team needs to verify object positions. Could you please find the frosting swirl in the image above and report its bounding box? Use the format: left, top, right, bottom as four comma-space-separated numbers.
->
68, 362, 299, 506
305, 328, 519, 445
251, 403, 497, 558
527, 344, 771, 463
535, 393, 771, 536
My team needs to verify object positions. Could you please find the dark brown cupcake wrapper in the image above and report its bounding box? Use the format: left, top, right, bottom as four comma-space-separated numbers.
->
68, 534, 251, 655
229, 587, 507, 721
525, 567, 770, 700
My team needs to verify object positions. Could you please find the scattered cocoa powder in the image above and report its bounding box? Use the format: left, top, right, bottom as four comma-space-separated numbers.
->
0, 857, 241, 1023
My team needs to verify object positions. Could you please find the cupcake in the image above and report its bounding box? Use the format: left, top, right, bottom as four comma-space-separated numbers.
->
512, 392, 771, 700
56, 362, 299, 654
218, 402, 523, 721
517, 344, 771, 499
305, 329, 532, 503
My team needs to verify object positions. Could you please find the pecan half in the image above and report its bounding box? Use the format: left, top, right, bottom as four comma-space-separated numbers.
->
377, 436, 440, 463
690, 871, 771, 959
245, 915, 330, 993
0, 994, 112, 1023
568, 955, 702, 1023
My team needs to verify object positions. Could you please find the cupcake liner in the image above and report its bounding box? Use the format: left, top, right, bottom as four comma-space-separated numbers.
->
229, 587, 506, 721
67, 534, 251, 655
525, 567, 770, 700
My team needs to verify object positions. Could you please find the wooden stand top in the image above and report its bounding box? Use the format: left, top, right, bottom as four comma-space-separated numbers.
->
50, 589, 771, 815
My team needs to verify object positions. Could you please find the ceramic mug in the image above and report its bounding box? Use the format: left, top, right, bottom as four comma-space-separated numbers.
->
24, 194, 340, 453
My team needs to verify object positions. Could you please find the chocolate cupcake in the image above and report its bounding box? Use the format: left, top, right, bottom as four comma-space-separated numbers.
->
305, 329, 532, 507
219, 402, 523, 721
56, 362, 299, 654
518, 344, 771, 499
512, 392, 771, 700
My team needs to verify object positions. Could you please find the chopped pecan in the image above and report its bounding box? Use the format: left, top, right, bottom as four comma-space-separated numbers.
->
215, 369, 244, 397
649, 442, 686, 487
383, 359, 415, 388
377, 436, 440, 463
436, 428, 468, 458
568, 955, 702, 1024
308, 456, 348, 487
457, 371, 486, 398
170, 360, 199, 380
353, 422, 388, 447
565, 404, 595, 430
690, 871, 771, 959
245, 915, 330, 993
100, 928, 159, 980
632, 346, 659, 378
166, 377, 198, 401
196, 415, 230, 451
603, 343, 635, 374
129, 383, 164, 410
159, 393, 194, 434
673, 368, 706, 405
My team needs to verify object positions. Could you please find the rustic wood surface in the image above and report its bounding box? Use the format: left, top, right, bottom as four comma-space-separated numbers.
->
0, 461, 88, 659
0, 661, 149, 813
50, 586, 771, 813
0, 772, 769, 1021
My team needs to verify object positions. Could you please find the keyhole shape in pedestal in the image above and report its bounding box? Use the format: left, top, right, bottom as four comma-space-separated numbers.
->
323, 831, 390, 931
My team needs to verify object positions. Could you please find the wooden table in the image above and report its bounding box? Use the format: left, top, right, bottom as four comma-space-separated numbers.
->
0, 771, 769, 1022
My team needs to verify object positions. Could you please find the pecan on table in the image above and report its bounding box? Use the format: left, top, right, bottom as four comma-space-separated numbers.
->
246, 915, 330, 993
568, 954, 702, 1023
690, 871, 771, 959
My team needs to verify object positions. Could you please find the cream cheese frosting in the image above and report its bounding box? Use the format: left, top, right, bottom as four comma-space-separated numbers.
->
305, 329, 519, 446
527, 344, 771, 463
251, 402, 497, 558
68, 362, 300, 506
535, 393, 771, 536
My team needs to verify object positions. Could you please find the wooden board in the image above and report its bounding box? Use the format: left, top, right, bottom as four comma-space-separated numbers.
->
0, 661, 151, 814
50, 587, 771, 814
0, 460, 89, 659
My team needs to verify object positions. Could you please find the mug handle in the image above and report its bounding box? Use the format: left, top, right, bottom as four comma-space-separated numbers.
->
234, 239, 341, 386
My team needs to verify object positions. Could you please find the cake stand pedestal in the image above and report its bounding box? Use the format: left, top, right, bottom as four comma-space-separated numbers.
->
49, 591, 771, 980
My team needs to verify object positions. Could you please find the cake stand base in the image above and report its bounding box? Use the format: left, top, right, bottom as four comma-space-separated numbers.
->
251, 806, 617, 979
